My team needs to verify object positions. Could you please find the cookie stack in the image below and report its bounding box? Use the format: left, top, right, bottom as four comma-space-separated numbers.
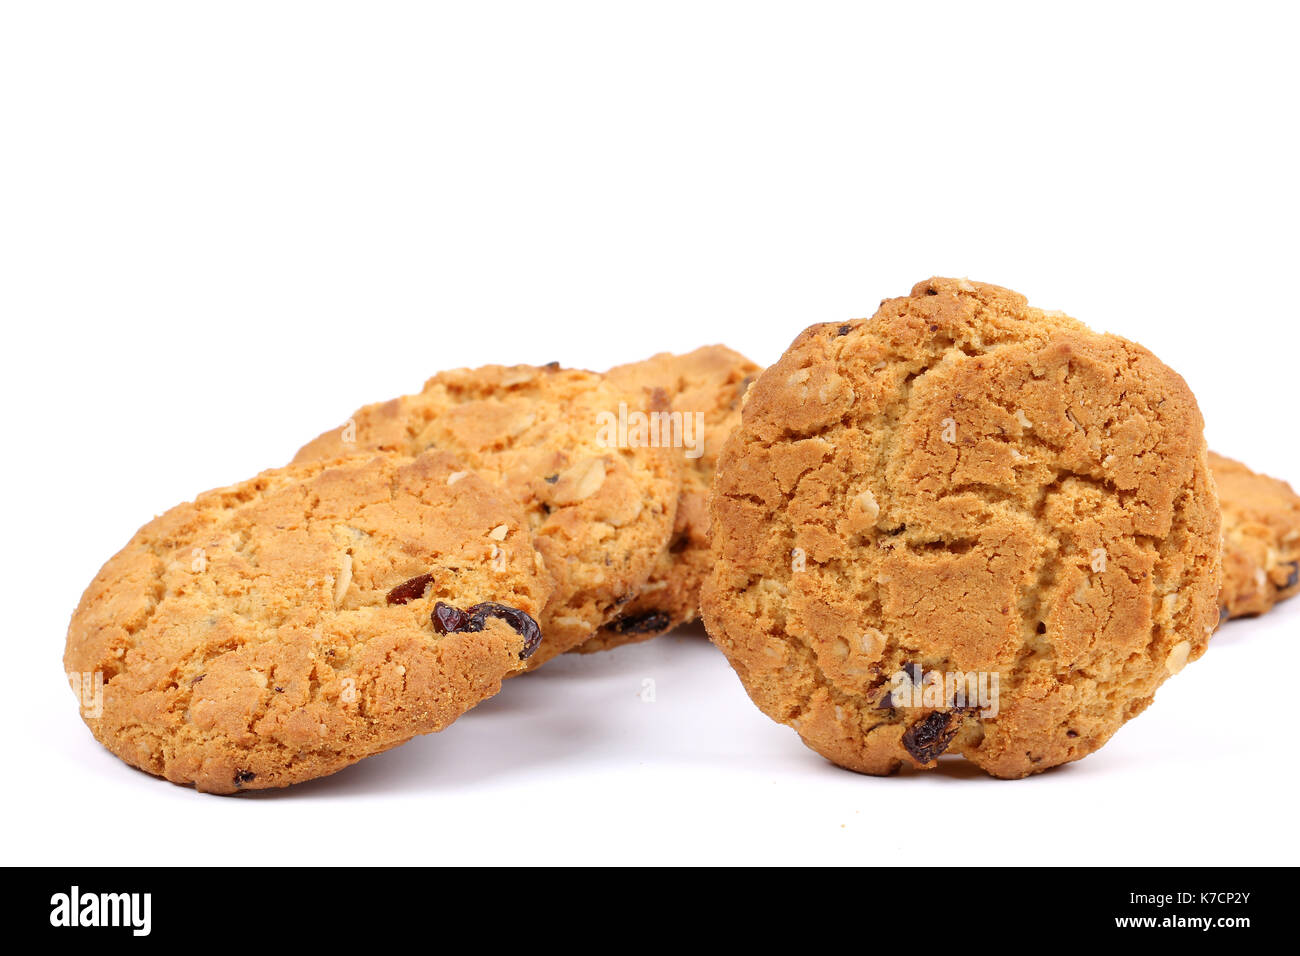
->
65, 280, 1300, 791
65, 346, 759, 792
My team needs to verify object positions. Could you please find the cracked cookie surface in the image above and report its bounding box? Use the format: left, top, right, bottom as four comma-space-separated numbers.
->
293, 364, 681, 665
577, 345, 761, 652
701, 278, 1221, 779
64, 451, 552, 793
1211, 451, 1300, 618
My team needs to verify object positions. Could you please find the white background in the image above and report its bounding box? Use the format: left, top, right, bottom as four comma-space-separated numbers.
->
2, 2, 1297, 866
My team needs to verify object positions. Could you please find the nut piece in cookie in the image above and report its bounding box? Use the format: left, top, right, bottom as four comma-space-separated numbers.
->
1210, 451, 1300, 619
701, 277, 1222, 780
63, 451, 552, 793
576, 345, 762, 653
293, 364, 682, 665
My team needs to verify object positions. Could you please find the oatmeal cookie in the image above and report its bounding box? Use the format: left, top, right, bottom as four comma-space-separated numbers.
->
577, 346, 761, 651
64, 451, 551, 793
702, 278, 1221, 779
1210, 451, 1300, 618
293, 364, 681, 665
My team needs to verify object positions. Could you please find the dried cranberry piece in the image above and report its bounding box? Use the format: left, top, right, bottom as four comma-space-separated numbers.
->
432, 602, 469, 634
467, 603, 543, 659
901, 711, 960, 764
432, 600, 543, 660
608, 611, 671, 636
386, 573, 434, 605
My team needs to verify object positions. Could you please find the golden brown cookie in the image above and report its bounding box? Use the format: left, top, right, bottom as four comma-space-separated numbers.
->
1210, 451, 1300, 618
64, 452, 552, 793
293, 364, 681, 665
576, 346, 761, 652
702, 278, 1221, 779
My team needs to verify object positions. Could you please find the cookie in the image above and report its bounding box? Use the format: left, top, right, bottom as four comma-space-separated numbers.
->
64, 451, 552, 793
293, 364, 682, 665
701, 277, 1221, 779
576, 346, 761, 652
1210, 451, 1300, 618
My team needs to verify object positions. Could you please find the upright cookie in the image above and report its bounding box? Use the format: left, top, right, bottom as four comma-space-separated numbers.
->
64, 452, 551, 793
294, 364, 681, 665
1211, 451, 1300, 618
702, 278, 1220, 779
577, 346, 761, 651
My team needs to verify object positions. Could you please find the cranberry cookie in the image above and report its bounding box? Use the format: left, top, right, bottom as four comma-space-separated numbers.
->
577, 346, 761, 651
64, 452, 552, 793
702, 278, 1221, 779
1210, 451, 1300, 618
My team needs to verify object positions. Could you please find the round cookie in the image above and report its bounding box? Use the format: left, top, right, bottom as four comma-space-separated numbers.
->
64, 451, 552, 793
1210, 451, 1300, 619
576, 346, 761, 652
702, 277, 1221, 779
293, 364, 682, 665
